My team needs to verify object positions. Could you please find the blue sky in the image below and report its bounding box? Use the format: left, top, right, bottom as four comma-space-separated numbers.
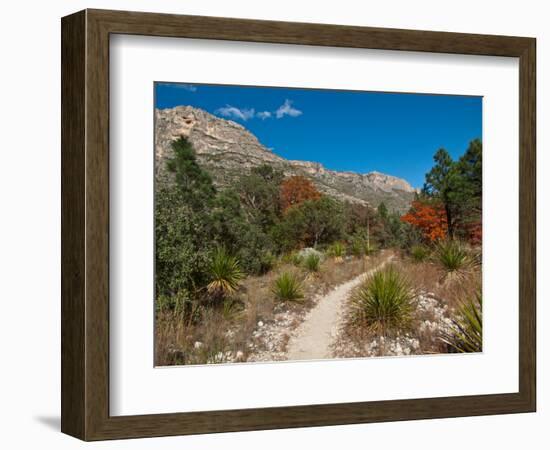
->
155, 82, 482, 188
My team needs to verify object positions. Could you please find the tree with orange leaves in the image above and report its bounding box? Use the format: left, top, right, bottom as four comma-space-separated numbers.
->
279, 176, 322, 212
401, 200, 448, 242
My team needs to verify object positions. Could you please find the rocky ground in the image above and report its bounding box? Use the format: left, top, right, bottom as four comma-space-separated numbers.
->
332, 292, 455, 358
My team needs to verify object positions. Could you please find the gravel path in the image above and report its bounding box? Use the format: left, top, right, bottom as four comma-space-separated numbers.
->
285, 255, 392, 361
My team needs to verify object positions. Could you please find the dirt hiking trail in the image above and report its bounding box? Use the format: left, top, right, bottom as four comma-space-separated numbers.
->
285, 254, 392, 361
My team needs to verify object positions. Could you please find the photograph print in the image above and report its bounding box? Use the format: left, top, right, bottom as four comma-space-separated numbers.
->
154, 82, 482, 366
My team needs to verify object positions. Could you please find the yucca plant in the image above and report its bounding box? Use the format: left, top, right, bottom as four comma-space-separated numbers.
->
303, 252, 321, 273
351, 266, 415, 334
207, 248, 244, 298
440, 292, 482, 353
435, 239, 471, 273
272, 271, 304, 301
410, 244, 430, 263
327, 242, 346, 262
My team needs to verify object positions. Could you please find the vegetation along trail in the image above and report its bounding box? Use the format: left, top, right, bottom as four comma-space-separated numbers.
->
285, 252, 393, 361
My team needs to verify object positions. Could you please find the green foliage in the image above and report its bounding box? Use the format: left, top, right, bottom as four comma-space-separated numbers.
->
410, 244, 430, 262
303, 252, 321, 272
237, 164, 283, 230
272, 272, 304, 301
166, 136, 216, 209
327, 241, 346, 259
350, 234, 377, 257
272, 197, 344, 251
351, 266, 415, 334
155, 184, 212, 302
377, 202, 388, 219
436, 240, 471, 273
281, 251, 303, 266
377, 209, 412, 249
207, 248, 245, 298
423, 140, 482, 239
350, 237, 365, 257
440, 292, 482, 353
209, 189, 274, 275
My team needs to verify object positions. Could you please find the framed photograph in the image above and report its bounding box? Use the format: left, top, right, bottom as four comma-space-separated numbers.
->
61, 9, 536, 441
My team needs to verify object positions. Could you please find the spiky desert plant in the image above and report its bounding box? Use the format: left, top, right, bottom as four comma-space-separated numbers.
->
303, 252, 321, 273
327, 242, 346, 262
272, 271, 304, 301
351, 266, 415, 334
436, 239, 471, 273
440, 292, 482, 353
410, 244, 430, 263
207, 248, 244, 298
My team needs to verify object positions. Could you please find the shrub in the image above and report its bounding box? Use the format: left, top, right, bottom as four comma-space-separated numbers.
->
440, 292, 482, 353
258, 251, 277, 274
351, 266, 415, 334
410, 244, 430, 262
272, 272, 304, 301
436, 240, 471, 273
207, 248, 244, 298
281, 251, 303, 266
303, 252, 321, 272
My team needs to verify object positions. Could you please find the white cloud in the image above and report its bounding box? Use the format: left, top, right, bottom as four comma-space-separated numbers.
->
215, 100, 302, 121
275, 99, 302, 119
179, 84, 197, 92
215, 105, 256, 121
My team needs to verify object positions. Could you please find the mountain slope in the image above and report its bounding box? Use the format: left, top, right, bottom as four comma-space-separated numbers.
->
155, 106, 415, 212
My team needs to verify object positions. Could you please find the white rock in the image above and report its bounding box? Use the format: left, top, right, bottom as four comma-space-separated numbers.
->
258, 321, 264, 328
193, 341, 203, 349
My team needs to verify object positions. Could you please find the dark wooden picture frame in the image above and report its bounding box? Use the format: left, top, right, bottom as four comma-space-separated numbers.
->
61, 9, 536, 441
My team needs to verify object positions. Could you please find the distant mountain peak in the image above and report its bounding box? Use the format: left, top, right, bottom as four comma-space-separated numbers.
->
155, 106, 415, 211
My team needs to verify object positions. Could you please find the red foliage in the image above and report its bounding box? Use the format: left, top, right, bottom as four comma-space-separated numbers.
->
401, 201, 448, 242
464, 221, 482, 246
279, 176, 322, 212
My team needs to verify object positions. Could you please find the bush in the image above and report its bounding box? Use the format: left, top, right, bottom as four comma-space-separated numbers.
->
155, 186, 212, 304
303, 252, 321, 272
410, 244, 430, 262
440, 292, 482, 353
351, 266, 415, 334
207, 248, 244, 298
272, 272, 304, 301
281, 251, 303, 266
436, 240, 471, 273
257, 251, 276, 274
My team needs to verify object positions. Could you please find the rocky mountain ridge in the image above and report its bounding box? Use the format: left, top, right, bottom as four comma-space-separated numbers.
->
155, 106, 415, 211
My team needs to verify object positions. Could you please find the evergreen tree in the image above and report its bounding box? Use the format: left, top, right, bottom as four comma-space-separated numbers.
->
166, 136, 216, 210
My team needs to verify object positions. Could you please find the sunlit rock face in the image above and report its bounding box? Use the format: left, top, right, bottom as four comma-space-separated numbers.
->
155, 106, 415, 212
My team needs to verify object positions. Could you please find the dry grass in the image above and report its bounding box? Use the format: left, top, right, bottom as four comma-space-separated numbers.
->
336, 252, 481, 358
155, 251, 387, 365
